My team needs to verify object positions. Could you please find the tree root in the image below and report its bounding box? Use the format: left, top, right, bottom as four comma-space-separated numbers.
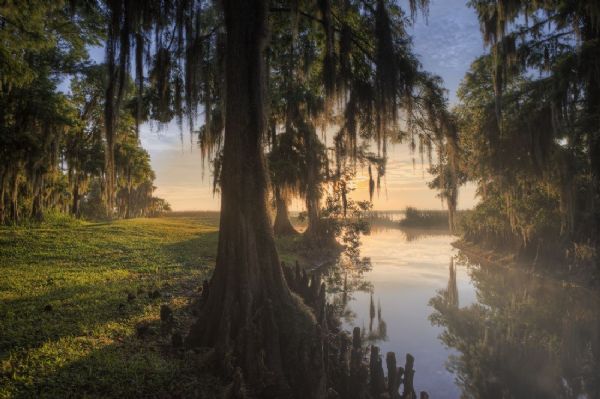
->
187, 259, 430, 399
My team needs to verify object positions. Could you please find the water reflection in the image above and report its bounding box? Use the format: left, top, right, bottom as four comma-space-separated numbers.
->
367, 293, 388, 343
369, 224, 451, 243
320, 227, 600, 398
401, 228, 453, 243
323, 251, 373, 326
430, 255, 600, 398
445, 259, 459, 309
321, 227, 464, 398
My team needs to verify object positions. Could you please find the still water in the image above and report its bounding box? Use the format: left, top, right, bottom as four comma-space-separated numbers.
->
325, 228, 600, 399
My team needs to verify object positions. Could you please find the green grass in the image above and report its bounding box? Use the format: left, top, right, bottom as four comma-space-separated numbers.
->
0, 212, 305, 398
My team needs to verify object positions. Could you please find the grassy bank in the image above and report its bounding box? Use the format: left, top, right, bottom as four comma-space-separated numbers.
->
0, 212, 304, 398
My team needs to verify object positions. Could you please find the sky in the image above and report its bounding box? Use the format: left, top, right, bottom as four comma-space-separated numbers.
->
138, 0, 486, 211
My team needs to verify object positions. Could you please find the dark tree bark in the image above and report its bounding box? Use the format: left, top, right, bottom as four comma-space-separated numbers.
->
302, 130, 325, 245
273, 187, 298, 236
30, 174, 44, 221
303, 179, 337, 248
187, 1, 325, 396
10, 171, 19, 223
0, 181, 4, 224
304, 186, 321, 241
71, 178, 80, 217
583, 17, 600, 240
125, 171, 132, 219
0, 167, 9, 224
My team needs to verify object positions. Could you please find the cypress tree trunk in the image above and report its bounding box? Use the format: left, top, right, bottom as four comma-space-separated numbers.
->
10, 171, 18, 224
303, 163, 337, 248
303, 130, 325, 245
187, 1, 325, 396
273, 187, 297, 236
31, 178, 44, 221
125, 187, 130, 218
583, 18, 600, 240
0, 170, 6, 224
105, 140, 115, 218
33, 173, 47, 221
304, 188, 321, 242
71, 177, 80, 217
104, 30, 117, 220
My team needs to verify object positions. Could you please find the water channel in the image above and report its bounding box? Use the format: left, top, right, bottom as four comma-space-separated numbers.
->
324, 227, 600, 398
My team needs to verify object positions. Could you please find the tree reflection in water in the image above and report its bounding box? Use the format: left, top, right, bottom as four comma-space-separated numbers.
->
321, 249, 389, 348
369, 224, 451, 243
367, 293, 388, 342
429, 255, 600, 399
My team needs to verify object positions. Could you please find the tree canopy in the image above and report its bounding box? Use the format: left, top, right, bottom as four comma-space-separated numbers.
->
447, 0, 600, 267
0, 2, 169, 224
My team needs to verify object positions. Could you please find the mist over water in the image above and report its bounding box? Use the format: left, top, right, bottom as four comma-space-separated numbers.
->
327, 227, 600, 398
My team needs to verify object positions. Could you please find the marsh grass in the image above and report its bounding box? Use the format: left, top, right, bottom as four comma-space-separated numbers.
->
0, 212, 304, 398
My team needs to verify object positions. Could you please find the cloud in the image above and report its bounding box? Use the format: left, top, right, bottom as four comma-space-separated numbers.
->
140, 120, 193, 152
407, 0, 485, 103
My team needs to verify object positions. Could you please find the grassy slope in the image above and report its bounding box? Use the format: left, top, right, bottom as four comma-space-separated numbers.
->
0, 213, 302, 399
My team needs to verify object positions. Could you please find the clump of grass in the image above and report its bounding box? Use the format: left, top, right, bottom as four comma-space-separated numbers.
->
365, 211, 404, 229
40, 210, 84, 228
399, 207, 450, 228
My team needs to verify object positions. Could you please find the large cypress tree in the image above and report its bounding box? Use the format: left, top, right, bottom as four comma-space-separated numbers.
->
97, 0, 459, 394
187, 4, 328, 395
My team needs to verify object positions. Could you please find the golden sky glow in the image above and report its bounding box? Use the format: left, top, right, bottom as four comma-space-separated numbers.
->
141, 129, 477, 211
139, 0, 483, 212
347, 145, 477, 210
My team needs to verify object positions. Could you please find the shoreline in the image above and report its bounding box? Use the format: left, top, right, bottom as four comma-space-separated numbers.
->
452, 239, 600, 291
